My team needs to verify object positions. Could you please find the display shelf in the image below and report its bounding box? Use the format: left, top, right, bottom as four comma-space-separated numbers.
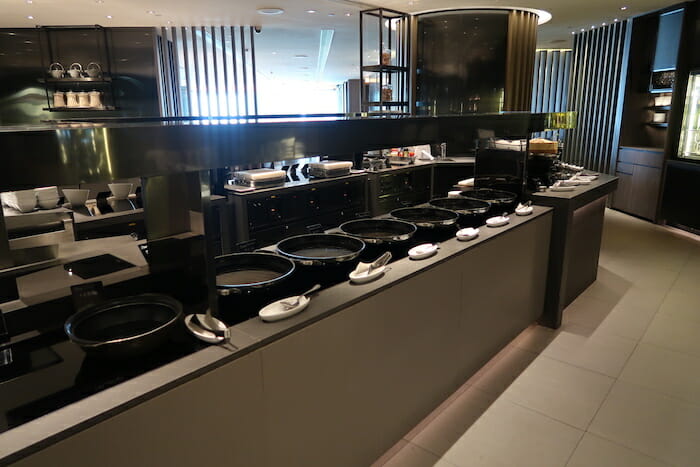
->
361, 65, 409, 73
40, 77, 112, 84
42, 106, 117, 112
645, 105, 671, 110
365, 101, 409, 106
646, 122, 669, 127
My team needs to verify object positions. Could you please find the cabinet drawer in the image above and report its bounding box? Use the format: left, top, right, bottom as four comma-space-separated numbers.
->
618, 147, 664, 168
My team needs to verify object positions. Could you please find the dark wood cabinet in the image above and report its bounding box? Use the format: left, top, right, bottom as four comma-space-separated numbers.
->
612, 147, 664, 220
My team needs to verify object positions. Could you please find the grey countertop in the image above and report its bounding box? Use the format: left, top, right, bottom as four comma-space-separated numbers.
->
0, 204, 551, 464
532, 173, 618, 205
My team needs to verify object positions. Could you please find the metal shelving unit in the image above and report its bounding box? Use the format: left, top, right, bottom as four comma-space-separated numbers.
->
38, 25, 118, 113
360, 8, 411, 116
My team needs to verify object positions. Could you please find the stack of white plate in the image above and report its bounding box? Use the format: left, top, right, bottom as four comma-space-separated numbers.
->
1, 189, 37, 213
35, 186, 60, 209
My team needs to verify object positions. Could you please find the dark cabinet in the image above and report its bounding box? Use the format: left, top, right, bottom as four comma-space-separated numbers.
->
652, 9, 684, 72
612, 147, 663, 220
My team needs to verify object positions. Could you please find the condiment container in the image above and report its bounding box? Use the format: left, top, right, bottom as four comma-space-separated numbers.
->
66, 91, 79, 108
89, 90, 103, 108
381, 84, 392, 102
78, 91, 90, 107
53, 91, 66, 108
381, 49, 392, 66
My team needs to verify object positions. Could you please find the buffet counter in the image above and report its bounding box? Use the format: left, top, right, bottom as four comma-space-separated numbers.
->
533, 173, 619, 328
0, 206, 552, 466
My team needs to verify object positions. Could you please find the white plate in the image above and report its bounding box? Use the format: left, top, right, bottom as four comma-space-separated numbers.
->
515, 206, 534, 216
486, 216, 510, 227
560, 180, 580, 187
408, 243, 439, 260
550, 185, 575, 192
456, 227, 479, 241
349, 265, 387, 284
259, 295, 310, 322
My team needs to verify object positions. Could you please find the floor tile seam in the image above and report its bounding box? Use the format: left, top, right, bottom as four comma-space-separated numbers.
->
536, 350, 627, 379
615, 371, 700, 409
502, 397, 590, 432
582, 428, 683, 467
402, 440, 460, 467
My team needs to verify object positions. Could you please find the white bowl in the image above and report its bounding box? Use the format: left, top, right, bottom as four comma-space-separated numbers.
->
14, 196, 37, 213
38, 197, 60, 209
108, 183, 133, 200
456, 227, 479, 241
486, 216, 510, 227
62, 189, 90, 206
349, 265, 387, 284
35, 186, 59, 200
259, 296, 310, 322
408, 243, 439, 260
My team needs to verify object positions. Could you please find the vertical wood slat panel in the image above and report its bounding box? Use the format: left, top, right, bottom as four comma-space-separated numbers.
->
505, 10, 538, 111
565, 21, 629, 173
531, 49, 573, 140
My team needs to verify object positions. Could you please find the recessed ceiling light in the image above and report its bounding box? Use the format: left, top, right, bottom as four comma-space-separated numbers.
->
614, 18, 619, 22
345, 13, 351, 17
591, 25, 595, 28
580, 28, 585, 32
106, 15, 113, 19
571, 31, 575, 35
95, 0, 104, 3
271, 51, 277, 55
257, 7, 284, 15
25, 0, 33, 4
146, 9, 156, 15
620, 6, 628, 10
602, 22, 607, 26
166, 20, 172, 24
306, 9, 317, 14
27, 15, 34, 19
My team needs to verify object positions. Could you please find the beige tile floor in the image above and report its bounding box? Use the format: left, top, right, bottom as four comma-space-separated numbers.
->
373, 209, 700, 467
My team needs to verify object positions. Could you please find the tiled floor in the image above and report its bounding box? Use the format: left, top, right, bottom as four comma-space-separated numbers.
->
373, 209, 700, 467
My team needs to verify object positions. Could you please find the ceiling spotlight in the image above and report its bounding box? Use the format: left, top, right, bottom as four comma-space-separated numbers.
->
591, 25, 595, 28
27, 15, 34, 19
146, 9, 156, 15
571, 31, 575, 35
106, 15, 113, 19
602, 22, 607, 26
95, 0, 104, 3
271, 51, 277, 54
257, 7, 284, 15
580, 28, 585, 32
306, 9, 317, 14
25, 0, 33, 4
345, 13, 351, 17
614, 18, 619, 22
166, 20, 172, 24
620, 6, 628, 10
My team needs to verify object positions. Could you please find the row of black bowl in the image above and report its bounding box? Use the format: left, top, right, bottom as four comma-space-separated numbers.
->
216, 188, 519, 325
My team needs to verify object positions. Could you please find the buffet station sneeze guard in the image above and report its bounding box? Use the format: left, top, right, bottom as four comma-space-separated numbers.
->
0, 113, 543, 191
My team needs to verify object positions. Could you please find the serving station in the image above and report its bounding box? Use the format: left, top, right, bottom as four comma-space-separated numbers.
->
0, 112, 614, 466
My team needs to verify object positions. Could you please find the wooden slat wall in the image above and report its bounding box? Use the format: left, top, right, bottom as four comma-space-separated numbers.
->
531, 49, 572, 140
564, 21, 630, 174
504, 10, 539, 111
156, 26, 258, 117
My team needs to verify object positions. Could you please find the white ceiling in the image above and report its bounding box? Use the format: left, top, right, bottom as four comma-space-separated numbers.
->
0, 0, 681, 85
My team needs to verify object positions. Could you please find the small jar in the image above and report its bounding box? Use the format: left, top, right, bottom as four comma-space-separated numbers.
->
53, 91, 66, 108
88, 90, 103, 108
78, 91, 90, 107
381, 84, 393, 102
66, 91, 79, 108
381, 48, 392, 66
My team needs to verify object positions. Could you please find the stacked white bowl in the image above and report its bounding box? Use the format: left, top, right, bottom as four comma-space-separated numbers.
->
1, 189, 38, 213
62, 189, 90, 207
35, 186, 60, 210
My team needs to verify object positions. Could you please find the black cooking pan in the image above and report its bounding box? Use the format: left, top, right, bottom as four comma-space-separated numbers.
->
276, 233, 365, 266
429, 197, 491, 227
64, 294, 183, 359
339, 219, 417, 244
460, 188, 518, 216
215, 252, 295, 296
215, 252, 297, 324
390, 207, 459, 228
276, 233, 365, 288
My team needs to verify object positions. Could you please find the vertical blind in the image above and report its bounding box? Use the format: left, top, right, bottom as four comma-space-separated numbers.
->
531, 49, 572, 140
156, 26, 258, 118
564, 21, 629, 174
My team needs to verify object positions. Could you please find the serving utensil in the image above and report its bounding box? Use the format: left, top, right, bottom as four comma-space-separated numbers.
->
281, 284, 321, 309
